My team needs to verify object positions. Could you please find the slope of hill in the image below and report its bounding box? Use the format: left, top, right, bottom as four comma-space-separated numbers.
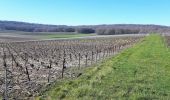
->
40, 34, 170, 99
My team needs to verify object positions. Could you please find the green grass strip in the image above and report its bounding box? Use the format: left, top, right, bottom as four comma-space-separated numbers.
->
42, 33, 96, 39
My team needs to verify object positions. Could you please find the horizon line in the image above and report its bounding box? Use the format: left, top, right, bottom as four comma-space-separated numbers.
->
0, 20, 170, 27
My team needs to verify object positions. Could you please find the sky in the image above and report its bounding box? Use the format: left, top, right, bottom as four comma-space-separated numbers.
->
0, 0, 169, 26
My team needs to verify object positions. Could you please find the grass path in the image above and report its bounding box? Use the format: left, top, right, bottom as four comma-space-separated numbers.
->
40, 34, 170, 100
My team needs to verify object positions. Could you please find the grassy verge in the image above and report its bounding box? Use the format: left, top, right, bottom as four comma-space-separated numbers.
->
40, 34, 170, 100
41, 33, 96, 39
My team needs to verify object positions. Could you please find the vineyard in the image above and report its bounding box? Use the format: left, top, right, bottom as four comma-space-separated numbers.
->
0, 35, 144, 99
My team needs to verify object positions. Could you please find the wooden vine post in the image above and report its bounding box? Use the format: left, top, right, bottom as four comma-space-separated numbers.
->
24, 53, 30, 81
85, 53, 88, 67
91, 51, 94, 65
78, 53, 81, 69
62, 50, 66, 78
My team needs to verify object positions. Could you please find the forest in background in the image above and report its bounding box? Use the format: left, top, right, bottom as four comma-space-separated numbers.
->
0, 21, 170, 35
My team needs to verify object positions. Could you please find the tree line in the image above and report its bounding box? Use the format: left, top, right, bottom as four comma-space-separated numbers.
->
0, 21, 170, 34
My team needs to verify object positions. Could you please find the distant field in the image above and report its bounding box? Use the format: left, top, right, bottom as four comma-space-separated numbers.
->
40, 33, 96, 39
0, 32, 97, 41
0, 31, 146, 42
